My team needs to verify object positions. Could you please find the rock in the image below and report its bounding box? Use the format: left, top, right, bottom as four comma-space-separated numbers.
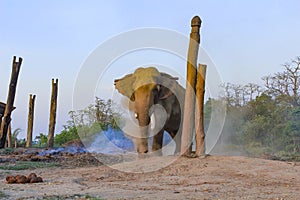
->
27, 173, 43, 183
6, 176, 16, 184
15, 175, 28, 184
27, 173, 37, 180
29, 177, 39, 183
6, 173, 43, 184
36, 177, 43, 182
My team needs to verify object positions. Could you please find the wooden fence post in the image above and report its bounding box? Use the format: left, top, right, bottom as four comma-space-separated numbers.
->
0, 56, 22, 148
47, 79, 58, 148
26, 94, 36, 147
195, 64, 207, 156
181, 16, 201, 156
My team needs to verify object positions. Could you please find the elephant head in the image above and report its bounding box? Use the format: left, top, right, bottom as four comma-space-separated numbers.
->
114, 67, 183, 154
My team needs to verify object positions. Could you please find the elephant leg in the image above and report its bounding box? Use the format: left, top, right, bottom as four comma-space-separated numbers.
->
152, 130, 164, 155
169, 131, 181, 154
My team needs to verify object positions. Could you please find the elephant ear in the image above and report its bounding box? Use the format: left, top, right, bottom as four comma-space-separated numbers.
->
114, 74, 136, 101
158, 73, 179, 100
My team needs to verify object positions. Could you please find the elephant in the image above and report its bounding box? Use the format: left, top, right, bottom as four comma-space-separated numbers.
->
114, 67, 185, 155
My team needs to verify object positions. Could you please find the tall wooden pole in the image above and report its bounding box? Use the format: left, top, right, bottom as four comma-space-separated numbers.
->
195, 64, 207, 156
26, 94, 36, 147
47, 79, 58, 148
0, 56, 22, 148
181, 16, 201, 156
7, 124, 12, 148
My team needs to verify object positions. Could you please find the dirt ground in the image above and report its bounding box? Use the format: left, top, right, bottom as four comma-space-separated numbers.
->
0, 150, 300, 200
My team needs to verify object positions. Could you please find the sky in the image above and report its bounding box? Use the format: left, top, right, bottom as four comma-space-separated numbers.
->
1, 0, 300, 139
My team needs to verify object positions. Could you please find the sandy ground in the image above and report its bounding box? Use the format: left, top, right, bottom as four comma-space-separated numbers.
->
1, 154, 300, 200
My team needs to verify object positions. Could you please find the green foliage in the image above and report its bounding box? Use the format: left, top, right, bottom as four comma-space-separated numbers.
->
36, 194, 104, 200
53, 97, 121, 147
0, 161, 59, 170
213, 90, 300, 159
203, 98, 212, 132
54, 126, 79, 146
242, 115, 272, 145
68, 98, 120, 129
10, 128, 26, 147
0, 191, 7, 198
0, 148, 14, 155
243, 142, 272, 156
250, 93, 274, 117
212, 57, 300, 160
35, 133, 48, 148
273, 151, 300, 161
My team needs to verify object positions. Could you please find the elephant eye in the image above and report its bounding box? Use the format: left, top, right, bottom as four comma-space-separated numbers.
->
134, 113, 138, 119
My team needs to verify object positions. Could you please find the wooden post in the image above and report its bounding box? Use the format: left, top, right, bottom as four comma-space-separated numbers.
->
195, 64, 207, 156
0, 56, 22, 148
7, 124, 12, 148
181, 16, 201, 156
26, 94, 36, 147
47, 79, 58, 148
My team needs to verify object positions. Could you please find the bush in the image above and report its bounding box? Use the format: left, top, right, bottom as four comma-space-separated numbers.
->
35, 133, 48, 148
54, 126, 79, 147
244, 142, 272, 156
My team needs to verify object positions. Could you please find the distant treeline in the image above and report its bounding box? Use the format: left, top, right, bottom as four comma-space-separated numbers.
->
206, 56, 300, 160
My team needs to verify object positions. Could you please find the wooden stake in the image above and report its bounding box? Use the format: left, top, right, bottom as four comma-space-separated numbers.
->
195, 64, 207, 156
47, 79, 58, 148
181, 16, 201, 156
0, 56, 22, 148
26, 94, 36, 147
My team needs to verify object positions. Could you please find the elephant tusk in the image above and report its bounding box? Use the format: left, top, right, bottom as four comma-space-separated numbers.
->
150, 113, 155, 130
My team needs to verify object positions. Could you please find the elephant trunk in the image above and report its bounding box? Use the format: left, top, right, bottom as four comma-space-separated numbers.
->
132, 84, 157, 154
135, 109, 151, 154
134, 96, 154, 154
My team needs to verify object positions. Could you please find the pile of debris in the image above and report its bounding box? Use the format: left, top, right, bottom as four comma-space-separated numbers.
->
0, 146, 102, 168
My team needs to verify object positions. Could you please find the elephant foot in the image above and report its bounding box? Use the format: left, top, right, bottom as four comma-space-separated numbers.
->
151, 149, 162, 156
138, 153, 150, 159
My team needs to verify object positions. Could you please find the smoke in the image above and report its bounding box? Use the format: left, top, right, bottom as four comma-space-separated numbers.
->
87, 128, 175, 155
38, 147, 87, 156
87, 129, 134, 154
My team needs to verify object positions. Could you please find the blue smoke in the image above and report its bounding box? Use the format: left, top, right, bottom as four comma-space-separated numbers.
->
88, 128, 173, 154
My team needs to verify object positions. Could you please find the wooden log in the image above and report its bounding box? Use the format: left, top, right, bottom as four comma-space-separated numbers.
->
195, 64, 207, 156
26, 94, 36, 147
181, 16, 202, 156
0, 56, 22, 148
47, 79, 58, 148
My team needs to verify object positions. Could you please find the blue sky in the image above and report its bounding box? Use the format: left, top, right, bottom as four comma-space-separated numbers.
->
1, 1, 300, 138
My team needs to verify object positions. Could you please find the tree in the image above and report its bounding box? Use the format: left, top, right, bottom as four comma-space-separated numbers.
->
244, 83, 262, 102
10, 128, 22, 148
211, 56, 300, 159
53, 97, 122, 146
221, 82, 261, 107
263, 56, 300, 106
283, 106, 300, 153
